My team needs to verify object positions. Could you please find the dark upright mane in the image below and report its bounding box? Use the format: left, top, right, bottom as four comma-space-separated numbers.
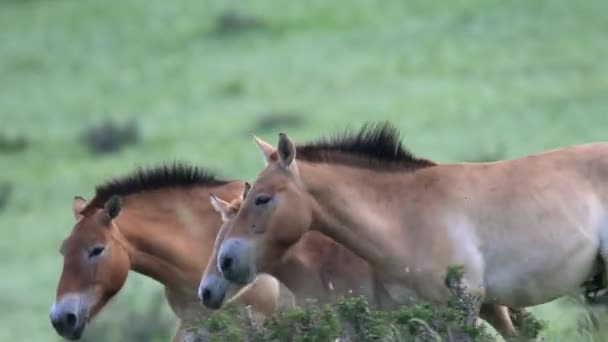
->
295, 122, 435, 170
83, 162, 229, 214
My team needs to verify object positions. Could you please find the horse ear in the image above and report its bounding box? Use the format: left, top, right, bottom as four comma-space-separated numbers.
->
277, 133, 296, 168
242, 182, 251, 200
73, 196, 87, 220
103, 195, 121, 220
209, 194, 233, 223
253, 135, 276, 165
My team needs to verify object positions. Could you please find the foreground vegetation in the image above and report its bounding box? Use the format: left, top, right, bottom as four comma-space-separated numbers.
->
1, 0, 608, 340
189, 266, 545, 342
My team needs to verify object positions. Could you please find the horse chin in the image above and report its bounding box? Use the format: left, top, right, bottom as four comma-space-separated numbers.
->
64, 329, 85, 341
58, 322, 86, 341
232, 271, 255, 286
206, 293, 226, 310
228, 265, 256, 286
50, 293, 92, 341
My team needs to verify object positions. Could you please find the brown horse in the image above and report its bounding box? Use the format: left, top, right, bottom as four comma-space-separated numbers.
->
198, 190, 391, 310
203, 191, 522, 337
214, 122, 608, 338
50, 164, 290, 341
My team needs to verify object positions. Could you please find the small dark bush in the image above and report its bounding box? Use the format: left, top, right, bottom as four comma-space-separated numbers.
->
0, 182, 12, 212
214, 10, 266, 35
253, 112, 303, 132
218, 80, 246, 97
0, 134, 28, 153
79, 119, 139, 155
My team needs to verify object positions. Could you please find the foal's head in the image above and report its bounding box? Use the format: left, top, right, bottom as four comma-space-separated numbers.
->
198, 187, 249, 309
51, 196, 129, 340
217, 133, 313, 285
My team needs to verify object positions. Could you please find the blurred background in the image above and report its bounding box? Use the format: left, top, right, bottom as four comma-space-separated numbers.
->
1, 0, 607, 341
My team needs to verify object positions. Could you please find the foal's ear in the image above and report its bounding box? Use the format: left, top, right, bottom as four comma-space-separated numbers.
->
277, 133, 296, 168
253, 135, 276, 165
103, 195, 122, 220
210, 194, 233, 223
242, 182, 251, 200
73, 196, 88, 220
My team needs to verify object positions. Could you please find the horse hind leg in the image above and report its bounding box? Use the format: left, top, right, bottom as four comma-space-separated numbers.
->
597, 213, 608, 303
581, 256, 607, 305
479, 304, 519, 339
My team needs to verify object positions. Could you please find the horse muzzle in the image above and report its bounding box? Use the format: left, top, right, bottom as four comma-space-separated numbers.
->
217, 238, 255, 285
198, 274, 228, 309
50, 294, 89, 340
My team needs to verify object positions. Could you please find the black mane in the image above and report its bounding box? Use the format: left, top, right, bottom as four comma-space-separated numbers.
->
84, 162, 229, 212
295, 122, 435, 170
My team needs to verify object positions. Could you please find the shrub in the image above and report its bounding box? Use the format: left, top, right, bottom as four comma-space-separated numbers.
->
0, 182, 12, 212
190, 265, 545, 341
79, 119, 139, 155
0, 134, 28, 153
214, 10, 266, 35
253, 112, 303, 132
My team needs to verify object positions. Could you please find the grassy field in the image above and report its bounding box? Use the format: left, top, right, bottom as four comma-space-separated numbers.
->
1, 0, 607, 340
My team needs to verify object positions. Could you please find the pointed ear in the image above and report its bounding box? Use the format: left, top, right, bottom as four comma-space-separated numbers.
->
210, 194, 233, 223
73, 196, 87, 220
253, 135, 276, 165
242, 182, 251, 200
103, 195, 121, 220
277, 133, 296, 168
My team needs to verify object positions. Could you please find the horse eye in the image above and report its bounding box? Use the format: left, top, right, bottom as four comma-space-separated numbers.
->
88, 246, 106, 259
254, 194, 272, 206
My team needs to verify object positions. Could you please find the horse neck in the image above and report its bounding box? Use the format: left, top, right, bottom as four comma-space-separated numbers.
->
114, 182, 243, 292
271, 231, 377, 303
299, 161, 417, 269
268, 233, 329, 300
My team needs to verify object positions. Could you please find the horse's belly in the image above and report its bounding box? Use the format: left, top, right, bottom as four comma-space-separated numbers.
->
483, 241, 598, 308
480, 180, 607, 307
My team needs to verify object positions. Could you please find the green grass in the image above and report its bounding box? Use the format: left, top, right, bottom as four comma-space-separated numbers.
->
1, 0, 607, 340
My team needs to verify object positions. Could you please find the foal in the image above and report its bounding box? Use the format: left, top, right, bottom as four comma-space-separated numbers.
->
50, 164, 290, 341
215, 123, 608, 338
198, 190, 388, 310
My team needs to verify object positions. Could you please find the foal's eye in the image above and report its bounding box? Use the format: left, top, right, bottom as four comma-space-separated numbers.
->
254, 194, 272, 206
88, 246, 106, 259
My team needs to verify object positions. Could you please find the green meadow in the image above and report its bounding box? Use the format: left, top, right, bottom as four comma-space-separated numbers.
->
1, 0, 607, 340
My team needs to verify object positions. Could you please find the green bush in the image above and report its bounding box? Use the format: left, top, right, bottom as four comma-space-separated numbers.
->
190, 265, 546, 341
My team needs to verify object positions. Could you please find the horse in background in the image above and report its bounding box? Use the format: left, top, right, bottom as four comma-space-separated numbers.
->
50, 163, 292, 341
198, 187, 390, 310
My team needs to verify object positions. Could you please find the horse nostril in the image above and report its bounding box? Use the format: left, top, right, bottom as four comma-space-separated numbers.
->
65, 313, 78, 329
221, 256, 233, 272
202, 288, 211, 303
